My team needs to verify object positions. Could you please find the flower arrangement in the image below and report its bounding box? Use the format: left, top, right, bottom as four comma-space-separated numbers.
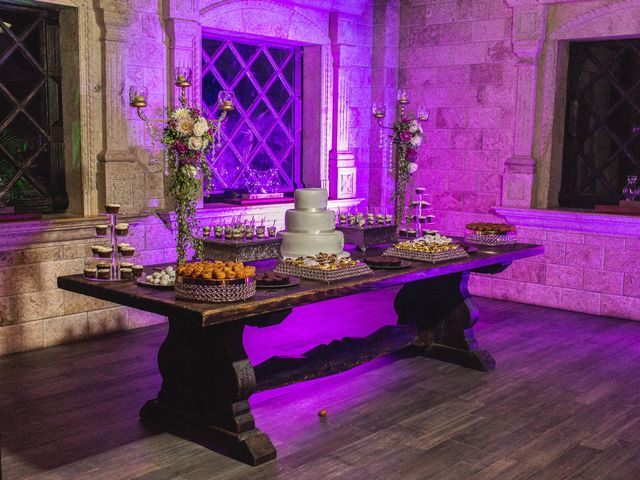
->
161, 107, 221, 262
391, 116, 423, 224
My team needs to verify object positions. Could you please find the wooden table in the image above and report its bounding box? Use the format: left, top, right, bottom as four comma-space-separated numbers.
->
57, 243, 543, 466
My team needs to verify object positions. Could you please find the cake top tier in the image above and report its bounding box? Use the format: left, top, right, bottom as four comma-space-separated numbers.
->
294, 188, 328, 211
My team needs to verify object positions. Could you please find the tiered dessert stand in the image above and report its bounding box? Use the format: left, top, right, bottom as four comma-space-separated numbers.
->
86, 207, 137, 281
400, 187, 435, 238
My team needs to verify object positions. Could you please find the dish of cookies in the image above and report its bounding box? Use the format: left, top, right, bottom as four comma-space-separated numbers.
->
176, 261, 256, 281
465, 222, 516, 235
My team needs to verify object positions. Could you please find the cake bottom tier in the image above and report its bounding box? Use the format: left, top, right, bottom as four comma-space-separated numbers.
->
278, 230, 345, 258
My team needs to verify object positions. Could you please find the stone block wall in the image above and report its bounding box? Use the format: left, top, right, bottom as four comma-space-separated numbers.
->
399, 0, 640, 322
469, 222, 640, 322
399, 0, 516, 234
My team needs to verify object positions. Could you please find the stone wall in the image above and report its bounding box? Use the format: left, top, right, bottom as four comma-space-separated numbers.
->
399, 0, 640, 321
469, 210, 640, 322
399, 0, 515, 233
0, 0, 375, 356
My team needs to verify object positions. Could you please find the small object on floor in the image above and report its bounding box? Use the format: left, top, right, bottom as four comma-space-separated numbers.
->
318, 409, 327, 417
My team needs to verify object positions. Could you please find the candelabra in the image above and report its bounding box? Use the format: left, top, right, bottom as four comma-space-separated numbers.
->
372, 89, 429, 225
128, 66, 235, 124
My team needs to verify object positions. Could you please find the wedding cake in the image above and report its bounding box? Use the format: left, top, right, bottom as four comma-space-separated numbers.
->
278, 188, 345, 258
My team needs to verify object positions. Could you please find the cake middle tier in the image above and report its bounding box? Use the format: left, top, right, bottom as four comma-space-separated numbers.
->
285, 209, 336, 233
278, 230, 345, 258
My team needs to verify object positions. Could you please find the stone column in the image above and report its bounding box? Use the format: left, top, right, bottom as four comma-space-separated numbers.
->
328, 13, 357, 199
164, 0, 201, 109
371, 0, 400, 210
502, 4, 547, 208
96, 0, 137, 213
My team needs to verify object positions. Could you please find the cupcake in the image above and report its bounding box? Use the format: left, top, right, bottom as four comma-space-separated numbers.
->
120, 268, 133, 279
105, 204, 120, 214
120, 246, 135, 257
117, 242, 130, 253
98, 247, 113, 258
91, 245, 103, 256
97, 268, 111, 279
95, 225, 109, 236
114, 223, 129, 235
119, 261, 133, 269
96, 260, 111, 269
132, 264, 144, 277
84, 267, 97, 279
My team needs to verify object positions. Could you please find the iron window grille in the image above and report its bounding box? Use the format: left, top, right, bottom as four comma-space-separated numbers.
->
201, 34, 302, 198
561, 39, 640, 208
0, 2, 66, 213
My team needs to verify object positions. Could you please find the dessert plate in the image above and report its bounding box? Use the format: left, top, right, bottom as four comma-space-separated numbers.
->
363, 259, 412, 269
255, 276, 301, 289
136, 277, 175, 289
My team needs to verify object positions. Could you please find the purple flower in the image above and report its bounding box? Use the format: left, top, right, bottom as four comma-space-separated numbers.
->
174, 141, 188, 154
400, 131, 412, 142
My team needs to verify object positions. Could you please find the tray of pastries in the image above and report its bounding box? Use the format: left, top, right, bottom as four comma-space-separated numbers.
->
175, 261, 257, 302
465, 222, 517, 247
275, 253, 373, 283
383, 232, 469, 263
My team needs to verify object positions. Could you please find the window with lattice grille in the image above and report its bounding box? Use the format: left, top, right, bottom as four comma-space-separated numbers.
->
561, 39, 640, 209
0, 2, 66, 214
201, 35, 302, 198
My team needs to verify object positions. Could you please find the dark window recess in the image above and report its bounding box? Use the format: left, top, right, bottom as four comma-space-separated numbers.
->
561, 40, 640, 209
201, 35, 302, 199
0, 3, 67, 213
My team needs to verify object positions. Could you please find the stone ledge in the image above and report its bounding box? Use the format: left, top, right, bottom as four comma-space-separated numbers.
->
494, 207, 640, 236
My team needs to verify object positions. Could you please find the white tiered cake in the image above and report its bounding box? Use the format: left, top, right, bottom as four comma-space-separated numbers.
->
278, 188, 345, 258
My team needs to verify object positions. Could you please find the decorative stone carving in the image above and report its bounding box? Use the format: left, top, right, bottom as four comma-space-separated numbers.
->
329, 20, 357, 199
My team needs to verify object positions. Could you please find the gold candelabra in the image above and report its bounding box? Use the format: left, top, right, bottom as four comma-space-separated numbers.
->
372, 89, 429, 130
129, 66, 235, 124
372, 89, 429, 225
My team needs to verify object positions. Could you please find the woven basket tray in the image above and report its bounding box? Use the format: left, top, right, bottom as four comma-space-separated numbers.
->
274, 262, 373, 283
175, 276, 256, 303
465, 232, 517, 247
382, 246, 469, 263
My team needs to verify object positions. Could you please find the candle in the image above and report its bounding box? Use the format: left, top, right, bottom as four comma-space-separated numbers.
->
176, 74, 186, 82
134, 95, 145, 102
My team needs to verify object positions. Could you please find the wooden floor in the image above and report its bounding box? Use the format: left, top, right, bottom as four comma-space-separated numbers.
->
2, 288, 640, 480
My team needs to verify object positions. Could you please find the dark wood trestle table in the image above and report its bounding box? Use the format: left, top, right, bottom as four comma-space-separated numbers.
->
57, 242, 543, 466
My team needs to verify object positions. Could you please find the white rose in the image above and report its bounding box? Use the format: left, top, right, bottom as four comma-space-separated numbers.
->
193, 117, 209, 137
188, 136, 204, 151
410, 135, 422, 148
185, 165, 199, 178
407, 162, 418, 174
409, 120, 419, 133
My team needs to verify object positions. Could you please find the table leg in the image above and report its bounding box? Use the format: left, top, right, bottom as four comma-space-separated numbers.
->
394, 271, 495, 371
139, 318, 276, 466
